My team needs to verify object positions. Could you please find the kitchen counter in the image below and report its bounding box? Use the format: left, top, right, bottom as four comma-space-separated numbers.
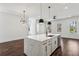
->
27, 34, 60, 42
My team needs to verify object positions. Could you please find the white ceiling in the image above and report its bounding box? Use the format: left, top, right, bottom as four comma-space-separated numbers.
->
0, 3, 79, 19
54, 3, 79, 19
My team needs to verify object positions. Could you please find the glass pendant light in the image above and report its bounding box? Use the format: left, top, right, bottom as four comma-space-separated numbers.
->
48, 21, 51, 25
48, 6, 51, 25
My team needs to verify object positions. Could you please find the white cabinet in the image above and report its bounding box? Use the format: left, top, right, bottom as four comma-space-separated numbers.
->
24, 35, 60, 56
54, 37, 58, 50
52, 37, 58, 52
42, 37, 58, 56
41, 39, 53, 56
24, 38, 41, 56
52, 38, 54, 52
41, 43, 47, 56
47, 39, 52, 56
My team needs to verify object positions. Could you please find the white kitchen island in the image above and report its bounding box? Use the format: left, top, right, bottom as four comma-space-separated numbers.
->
24, 34, 61, 56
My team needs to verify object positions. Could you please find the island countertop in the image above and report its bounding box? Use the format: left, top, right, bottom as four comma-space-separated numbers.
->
27, 34, 60, 42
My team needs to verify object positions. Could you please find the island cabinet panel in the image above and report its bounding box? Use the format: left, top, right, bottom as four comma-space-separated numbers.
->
24, 38, 42, 56
25, 34, 60, 56
41, 41, 47, 56
53, 36, 58, 50
0, 39, 24, 56
47, 38, 52, 56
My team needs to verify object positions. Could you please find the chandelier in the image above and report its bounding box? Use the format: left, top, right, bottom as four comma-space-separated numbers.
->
20, 10, 26, 24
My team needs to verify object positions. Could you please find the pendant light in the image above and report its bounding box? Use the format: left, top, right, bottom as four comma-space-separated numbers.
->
48, 21, 51, 25
39, 4, 44, 23
48, 6, 51, 25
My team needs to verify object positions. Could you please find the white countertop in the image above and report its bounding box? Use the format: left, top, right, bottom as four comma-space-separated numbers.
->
27, 34, 60, 41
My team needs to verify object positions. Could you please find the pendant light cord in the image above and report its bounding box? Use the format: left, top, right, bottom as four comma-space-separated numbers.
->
40, 3, 42, 19
23, 10, 25, 20
48, 6, 51, 20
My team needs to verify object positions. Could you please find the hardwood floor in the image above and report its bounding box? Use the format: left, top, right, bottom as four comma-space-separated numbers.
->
61, 38, 79, 56
0, 39, 24, 56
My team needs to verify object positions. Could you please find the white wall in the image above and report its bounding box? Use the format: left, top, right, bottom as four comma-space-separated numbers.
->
52, 17, 79, 39
0, 12, 27, 43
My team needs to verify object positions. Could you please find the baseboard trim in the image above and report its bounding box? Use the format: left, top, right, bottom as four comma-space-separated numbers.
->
62, 37, 79, 40
23, 53, 27, 56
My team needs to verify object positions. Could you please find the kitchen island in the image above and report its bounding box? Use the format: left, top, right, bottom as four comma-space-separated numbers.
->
24, 34, 61, 56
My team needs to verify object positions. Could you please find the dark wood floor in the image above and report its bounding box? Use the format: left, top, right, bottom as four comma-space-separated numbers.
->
53, 38, 79, 56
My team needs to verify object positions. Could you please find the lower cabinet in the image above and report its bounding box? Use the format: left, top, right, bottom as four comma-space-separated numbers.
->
41, 44, 47, 56
41, 37, 58, 56
52, 37, 58, 52
47, 43, 52, 56
25, 38, 42, 56
47, 39, 52, 56
25, 36, 59, 56
54, 37, 58, 50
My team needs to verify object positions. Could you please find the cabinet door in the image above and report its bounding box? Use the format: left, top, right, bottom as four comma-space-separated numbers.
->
41, 45, 47, 56
47, 43, 52, 56
41, 41, 47, 56
52, 37, 58, 52
52, 38, 55, 52
47, 39, 52, 56
54, 37, 58, 49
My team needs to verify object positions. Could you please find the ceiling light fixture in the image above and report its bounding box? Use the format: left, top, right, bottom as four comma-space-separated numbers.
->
20, 10, 26, 24
48, 6, 51, 20
64, 6, 68, 9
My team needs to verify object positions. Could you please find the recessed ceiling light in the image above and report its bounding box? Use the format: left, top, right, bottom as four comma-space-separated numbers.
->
64, 6, 68, 9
